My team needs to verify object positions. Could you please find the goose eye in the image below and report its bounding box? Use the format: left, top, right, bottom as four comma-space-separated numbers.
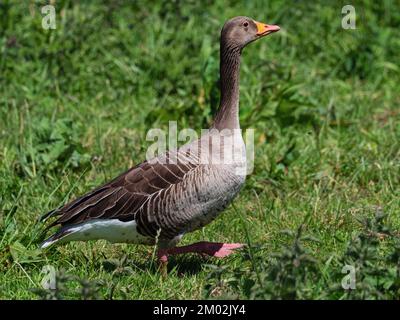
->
243, 22, 249, 27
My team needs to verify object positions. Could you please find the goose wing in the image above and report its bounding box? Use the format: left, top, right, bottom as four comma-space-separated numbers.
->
43, 151, 199, 238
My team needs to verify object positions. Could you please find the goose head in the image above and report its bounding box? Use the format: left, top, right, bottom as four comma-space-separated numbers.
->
221, 16, 280, 49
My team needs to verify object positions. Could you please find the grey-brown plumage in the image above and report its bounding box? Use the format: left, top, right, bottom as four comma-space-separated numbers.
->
40, 16, 280, 254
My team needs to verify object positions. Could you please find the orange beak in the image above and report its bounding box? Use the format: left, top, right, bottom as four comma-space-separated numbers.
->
255, 21, 280, 36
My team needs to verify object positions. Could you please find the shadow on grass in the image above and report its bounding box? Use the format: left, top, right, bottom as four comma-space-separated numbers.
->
167, 255, 207, 276
101, 253, 217, 276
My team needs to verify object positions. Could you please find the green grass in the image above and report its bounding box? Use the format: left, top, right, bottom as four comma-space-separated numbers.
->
0, 0, 399, 299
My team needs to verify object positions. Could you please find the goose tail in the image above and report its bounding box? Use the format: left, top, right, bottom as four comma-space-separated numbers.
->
40, 227, 73, 249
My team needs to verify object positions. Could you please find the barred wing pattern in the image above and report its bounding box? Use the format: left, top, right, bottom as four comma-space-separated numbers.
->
46, 152, 202, 239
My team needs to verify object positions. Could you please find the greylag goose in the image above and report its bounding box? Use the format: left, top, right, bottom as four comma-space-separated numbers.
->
40, 16, 280, 267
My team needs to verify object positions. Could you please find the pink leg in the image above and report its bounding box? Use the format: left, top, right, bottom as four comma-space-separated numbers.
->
165, 241, 244, 258
157, 248, 169, 276
157, 248, 169, 263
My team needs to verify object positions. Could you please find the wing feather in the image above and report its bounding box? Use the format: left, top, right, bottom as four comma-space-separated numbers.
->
43, 150, 198, 235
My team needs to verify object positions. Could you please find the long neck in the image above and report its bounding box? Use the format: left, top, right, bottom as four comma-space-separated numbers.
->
212, 40, 241, 130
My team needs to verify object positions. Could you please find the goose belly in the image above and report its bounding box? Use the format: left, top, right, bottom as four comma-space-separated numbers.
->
58, 219, 154, 245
